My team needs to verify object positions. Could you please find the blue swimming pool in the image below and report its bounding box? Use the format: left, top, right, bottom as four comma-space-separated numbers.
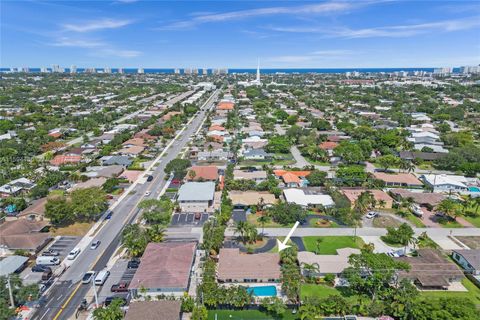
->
247, 285, 277, 297
469, 186, 480, 192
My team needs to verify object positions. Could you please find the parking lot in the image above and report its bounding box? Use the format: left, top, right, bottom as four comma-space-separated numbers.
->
97, 259, 133, 304
21, 236, 80, 285
170, 213, 209, 226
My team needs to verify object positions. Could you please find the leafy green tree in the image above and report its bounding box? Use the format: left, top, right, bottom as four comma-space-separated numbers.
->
266, 135, 291, 153
267, 202, 307, 225
261, 296, 287, 317
92, 298, 124, 320
122, 224, 149, 257
70, 187, 107, 221
376, 154, 401, 171
45, 196, 73, 225
164, 158, 191, 177
336, 165, 367, 186
334, 141, 365, 164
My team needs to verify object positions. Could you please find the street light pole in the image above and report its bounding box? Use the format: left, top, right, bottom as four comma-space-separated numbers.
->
91, 273, 99, 307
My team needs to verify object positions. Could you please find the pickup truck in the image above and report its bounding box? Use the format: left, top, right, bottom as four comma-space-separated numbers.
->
110, 282, 129, 293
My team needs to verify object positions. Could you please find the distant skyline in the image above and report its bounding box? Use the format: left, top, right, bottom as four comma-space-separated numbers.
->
2, 0, 480, 68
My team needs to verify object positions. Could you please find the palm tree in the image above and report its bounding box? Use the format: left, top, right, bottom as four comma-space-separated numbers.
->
257, 214, 271, 236
146, 224, 165, 243
92, 298, 124, 320
301, 262, 320, 278
315, 238, 322, 255
245, 223, 258, 244
234, 221, 247, 243
299, 304, 318, 320
474, 196, 480, 214
437, 198, 458, 221
378, 200, 386, 210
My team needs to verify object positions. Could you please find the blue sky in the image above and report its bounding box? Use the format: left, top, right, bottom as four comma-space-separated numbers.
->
2, 0, 480, 68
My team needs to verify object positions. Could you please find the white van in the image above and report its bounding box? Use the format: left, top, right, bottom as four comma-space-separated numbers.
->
67, 247, 81, 260
94, 270, 110, 286
36, 256, 60, 266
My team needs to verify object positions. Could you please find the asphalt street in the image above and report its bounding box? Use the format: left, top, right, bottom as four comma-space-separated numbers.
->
32, 89, 219, 320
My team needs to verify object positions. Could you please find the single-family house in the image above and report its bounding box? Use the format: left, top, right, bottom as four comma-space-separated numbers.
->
217, 248, 281, 283
229, 191, 277, 209
177, 182, 216, 212
0, 178, 36, 198
372, 172, 423, 188
274, 170, 311, 188
101, 155, 133, 167
125, 301, 182, 320
233, 170, 267, 183
242, 149, 271, 161
420, 174, 470, 193
298, 248, 361, 276
341, 189, 394, 209
197, 150, 230, 162
0, 220, 51, 254
50, 155, 82, 166
186, 166, 218, 182
129, 242, 197, 297
283, 188, 334, 208
452, 250, 480, 276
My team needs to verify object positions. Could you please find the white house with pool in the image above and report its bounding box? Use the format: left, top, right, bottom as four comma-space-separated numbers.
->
217, 248, 281, 298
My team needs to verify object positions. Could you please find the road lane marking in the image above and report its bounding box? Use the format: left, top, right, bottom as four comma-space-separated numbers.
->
52, 282, 81, 320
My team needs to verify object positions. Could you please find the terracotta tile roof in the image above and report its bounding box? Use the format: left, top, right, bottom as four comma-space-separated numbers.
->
48, 132, 62, 139
125, 301, 181, 320
120, 170, 143, 183
208, 125, 226, 131
273, 170, 311, 184
217, 101, 234, 110
209, 135, 224, 143
186, 166, 218, 181
341, 189, 393, 204
319, 141, 338, 150
217, 248, 281, 281
282, 172, 301, 184
50, 155, 82, 166
123, 138, 147, 147
0, 220, 51, 251
129, 242, 196, 290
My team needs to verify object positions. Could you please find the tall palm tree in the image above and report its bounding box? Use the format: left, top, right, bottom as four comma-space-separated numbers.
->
437, 198, 458, 221
301, 262, 320, 278
147, 224, 165, 243
257, 215, 271, 236
245, 223, 258, 243
234, 221, 247, 243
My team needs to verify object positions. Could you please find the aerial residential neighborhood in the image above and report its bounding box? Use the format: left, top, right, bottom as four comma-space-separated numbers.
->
1, 1, 480, 320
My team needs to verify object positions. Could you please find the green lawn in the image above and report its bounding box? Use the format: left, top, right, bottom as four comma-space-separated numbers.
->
404, 213, 426, 227
464, 215, 480, 228
208, 310, 299, 320
420, 278, 480, 305
300, 284, 340, 299
308, 218, 339, 228
302, 236, 364, 255
439, 220, 464, 228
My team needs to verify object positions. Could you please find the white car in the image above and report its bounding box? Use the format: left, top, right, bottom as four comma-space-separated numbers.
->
67, 247, 81, 260
366, 211, 378, 219
145, 191, 151, 196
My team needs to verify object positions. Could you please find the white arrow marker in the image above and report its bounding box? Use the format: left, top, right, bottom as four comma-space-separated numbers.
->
277, 221, 300, 252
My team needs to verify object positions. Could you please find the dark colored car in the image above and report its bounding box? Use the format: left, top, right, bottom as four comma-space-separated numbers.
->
42, 249, 59, 256
41, 269, 53, 281
147, 175, 154, 182
105, 210, 113, 219
127, 258, 140, 269
194, 212, 201, 220
104, 296, 127, 307
110, 282, 130, 293
32, 265, 52, 273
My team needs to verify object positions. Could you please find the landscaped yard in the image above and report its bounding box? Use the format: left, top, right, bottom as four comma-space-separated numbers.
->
420, 278, 480, 305
302, 236, 364, 255
308, 218, 339, 228
50, 222, 93, 236
208, 309, 299, 320
300, 284, 340, 299
456, 236, 480, 249
247, 213, 294, 228
463, 214, 480, 228
372, 215, 402, 228
404, 213, 426, 227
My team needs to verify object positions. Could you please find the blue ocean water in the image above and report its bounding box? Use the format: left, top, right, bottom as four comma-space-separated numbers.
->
2, 67, 460, 74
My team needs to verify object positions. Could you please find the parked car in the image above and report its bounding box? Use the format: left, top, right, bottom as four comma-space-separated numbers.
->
82, 271, 95, 284
104, 296, 127, 307
127, 258, 140, 269
39, 278, 54, 293
90, 240, 101, 250
41, 269, 53, 281
110, 281, 130, 293
410, 204, 423, 217
194, 212, 201, 220
147, 175, 154, 182
67, 247, 81, 260
366, 211, 378, 219
36, 256, 60, 266
145, 191, 151, 196
32, 265, 52, 273
42, 249, 59, 257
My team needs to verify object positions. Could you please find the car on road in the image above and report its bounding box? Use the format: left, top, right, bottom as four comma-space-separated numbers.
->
127, 258, 140, 269
110, 281, 130, 293
104, 296, 127, 307
42, 249, 59, 257
67, 247, 81, 260
94, 269, 110, 286
32, 265, 52, 273
145, 191, 151, 196
366, 211, 378, 219
105, 210, 113, 219
82, 271, 95, 284
90, 240, 101, 250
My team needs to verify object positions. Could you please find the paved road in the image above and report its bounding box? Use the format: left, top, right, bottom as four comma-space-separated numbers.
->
289, 146, 331, 172
32, 89, 220, 320
225, 227, 480, 238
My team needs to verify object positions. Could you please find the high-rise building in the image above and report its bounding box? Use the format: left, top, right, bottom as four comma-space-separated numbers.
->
460, 65, 480, 74
40, 67, 48, 73
202, 68, 208, 75
104, 67, 112, 74
70, 65, 77, 74
174, 68, 180, 74
193, 68, 199, 75
137, 68, 144, 74
118, 68, 124, 74
85, 68, 96, 73
9, 67, 18, 73
52, 65, 64, 73
433, 67, 452, 75
184, 68, 192, 75
22, 67, 30, 73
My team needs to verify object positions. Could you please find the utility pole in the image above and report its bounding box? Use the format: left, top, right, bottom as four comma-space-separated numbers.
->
7, 276, 15, 309
91, 273, 99, 307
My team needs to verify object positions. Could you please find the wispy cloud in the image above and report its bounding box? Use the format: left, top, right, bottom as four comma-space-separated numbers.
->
268, 16, 480, 38
92, 48, 141, 58
63, 18, 132, 32
52, 37, 105, 48
158, 2, 356, 30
